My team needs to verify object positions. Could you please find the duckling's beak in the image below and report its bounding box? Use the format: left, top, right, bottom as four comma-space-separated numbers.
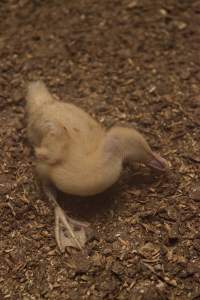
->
147, 152, 168, 171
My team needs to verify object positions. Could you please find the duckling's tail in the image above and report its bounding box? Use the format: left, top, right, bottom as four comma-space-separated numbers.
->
26, 81, 54, 114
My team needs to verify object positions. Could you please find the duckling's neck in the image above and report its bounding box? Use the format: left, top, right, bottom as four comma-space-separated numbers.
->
102, 129, 133, 162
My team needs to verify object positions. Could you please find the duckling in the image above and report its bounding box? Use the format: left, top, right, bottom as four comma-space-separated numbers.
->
26, 81, 168, 251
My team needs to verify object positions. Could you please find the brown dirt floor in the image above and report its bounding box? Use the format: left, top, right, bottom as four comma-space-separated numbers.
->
1, 0, 200, 299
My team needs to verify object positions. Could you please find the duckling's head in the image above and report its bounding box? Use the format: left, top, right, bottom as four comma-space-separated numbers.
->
105, 126, 168, 171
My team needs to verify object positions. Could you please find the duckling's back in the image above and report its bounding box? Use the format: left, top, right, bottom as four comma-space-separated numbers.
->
26, 81, 105, 155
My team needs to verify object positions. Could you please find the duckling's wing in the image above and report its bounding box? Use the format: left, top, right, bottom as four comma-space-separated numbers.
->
37, 101, 105, 154
61, 103, 105, 153
28, 117, 70, 165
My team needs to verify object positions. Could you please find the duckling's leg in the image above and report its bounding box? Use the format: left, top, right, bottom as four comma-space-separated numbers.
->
43, 185, 89, 252
55, 206, 90, 251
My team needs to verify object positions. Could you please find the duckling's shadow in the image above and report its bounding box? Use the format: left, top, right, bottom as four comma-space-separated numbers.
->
56, 165, 160, 223
57, 185, 119, 223
123, 165, 158, 187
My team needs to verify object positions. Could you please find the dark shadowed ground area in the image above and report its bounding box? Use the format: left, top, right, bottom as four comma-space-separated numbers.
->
1, 0, 200, 299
